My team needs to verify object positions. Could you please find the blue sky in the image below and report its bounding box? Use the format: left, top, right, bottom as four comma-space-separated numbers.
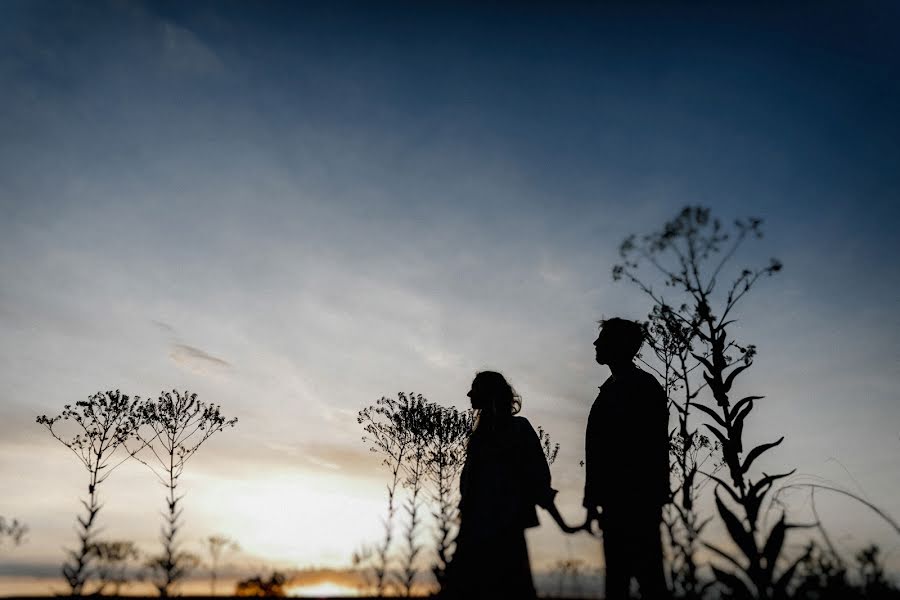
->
1, 1, 899, 594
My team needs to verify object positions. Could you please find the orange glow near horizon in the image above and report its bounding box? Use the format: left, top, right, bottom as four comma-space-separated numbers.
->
287, 581, 360, 597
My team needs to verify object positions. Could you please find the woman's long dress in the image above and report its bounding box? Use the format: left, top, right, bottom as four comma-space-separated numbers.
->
442, 416, 556, 599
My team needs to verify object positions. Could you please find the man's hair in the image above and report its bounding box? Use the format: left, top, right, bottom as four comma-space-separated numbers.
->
599, 317, 645, 361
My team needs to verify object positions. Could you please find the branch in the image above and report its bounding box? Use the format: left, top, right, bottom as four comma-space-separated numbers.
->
778, 484, 900, 537
706, 227, 749, 295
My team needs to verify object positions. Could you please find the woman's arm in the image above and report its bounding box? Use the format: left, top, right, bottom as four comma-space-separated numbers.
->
543, 499, 581, 534
516, 417, 582, 534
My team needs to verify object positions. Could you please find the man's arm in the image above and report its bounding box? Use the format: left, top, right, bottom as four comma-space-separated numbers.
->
582, 398, 604, 531
583, 400, 600, 508
635, 372, 672, 506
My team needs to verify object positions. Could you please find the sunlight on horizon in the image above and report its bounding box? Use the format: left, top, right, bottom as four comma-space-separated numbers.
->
288, 581, 360, 597
192, 472, 387, 566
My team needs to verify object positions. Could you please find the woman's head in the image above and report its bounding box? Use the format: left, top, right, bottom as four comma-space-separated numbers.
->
468, 371, 521, 427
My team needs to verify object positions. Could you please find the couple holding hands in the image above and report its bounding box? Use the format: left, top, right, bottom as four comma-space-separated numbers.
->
442, 318, 670, 599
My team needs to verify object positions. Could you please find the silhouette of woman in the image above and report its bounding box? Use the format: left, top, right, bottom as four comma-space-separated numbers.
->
441, 371, 576, 599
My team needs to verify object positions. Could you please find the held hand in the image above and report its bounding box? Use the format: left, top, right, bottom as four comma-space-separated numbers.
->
547, 503, 584, 535
583, 507, 604, 534
559, 521, 581, 535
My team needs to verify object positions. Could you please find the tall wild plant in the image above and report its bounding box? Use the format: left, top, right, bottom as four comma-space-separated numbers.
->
397, 394, 431, 597
132, 390, 237, 597
616, 207, 796, 599
36, 390, 142, 595
359, 393, 559, 596
358, 394, 418, 596
620, 292, 722, 597
424, 404, 473, 591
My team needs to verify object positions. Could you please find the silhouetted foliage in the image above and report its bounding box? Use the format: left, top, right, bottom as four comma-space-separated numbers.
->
424, 404, 473, 592
132, 390, 237, 597
642, 300, 722, 599
36, 390, 143, 595
791, 541, 852, 600
536, 425, 560, 465
616, 206, 794, 599
90, 539, 142, 596
360, 393, 464, 596
361, 394, 476, 596
358, 394, 418, 595
0, 516, 27, 547
235, 571, 288, 597
206, 534, 240, 596
790, 542, 900, 599
360, 392, 560, 597
397, 394, 431, 597
855, 545, 900, 599
615, 207, 900, 599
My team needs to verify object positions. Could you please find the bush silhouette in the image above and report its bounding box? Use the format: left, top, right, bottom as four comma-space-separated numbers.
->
235, 571, 288, 597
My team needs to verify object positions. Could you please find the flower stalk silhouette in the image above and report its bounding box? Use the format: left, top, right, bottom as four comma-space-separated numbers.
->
36, 390, 142, 595
616, 206, 794, 599
131, 390, 237, 597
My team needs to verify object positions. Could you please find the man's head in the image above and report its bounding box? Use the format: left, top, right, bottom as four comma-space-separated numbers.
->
594, 318, 644, 366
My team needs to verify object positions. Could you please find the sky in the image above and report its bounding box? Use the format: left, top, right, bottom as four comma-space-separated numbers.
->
1, 0, 899, 596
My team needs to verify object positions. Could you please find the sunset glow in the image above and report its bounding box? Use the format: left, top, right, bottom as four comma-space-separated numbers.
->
288, 582, 359, 597
2, 1, 899, 596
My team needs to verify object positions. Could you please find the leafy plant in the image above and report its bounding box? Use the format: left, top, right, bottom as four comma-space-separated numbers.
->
616, 207, 797, 599
132, 390, 237, 597
643, 303, 722, 599
36, 390, 142, 595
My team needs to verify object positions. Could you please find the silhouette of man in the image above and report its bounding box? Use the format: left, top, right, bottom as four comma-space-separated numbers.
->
583, 318, 669, 599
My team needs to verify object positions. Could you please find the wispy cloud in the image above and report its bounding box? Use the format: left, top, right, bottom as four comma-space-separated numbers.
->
151, 319, 177, 335
259, 441, 381, 477
159, 21, 224, 75
170, 343, 231, 374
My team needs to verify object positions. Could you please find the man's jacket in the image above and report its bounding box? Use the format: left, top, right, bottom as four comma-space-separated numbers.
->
583, 366, 670, 511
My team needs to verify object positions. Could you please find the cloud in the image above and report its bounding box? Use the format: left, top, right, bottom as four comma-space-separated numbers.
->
260, 441, 382, 477
152, 319, 177, 335
170, 343, 231, 374
159, 21, 224, 75
0, 563, 57, 578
